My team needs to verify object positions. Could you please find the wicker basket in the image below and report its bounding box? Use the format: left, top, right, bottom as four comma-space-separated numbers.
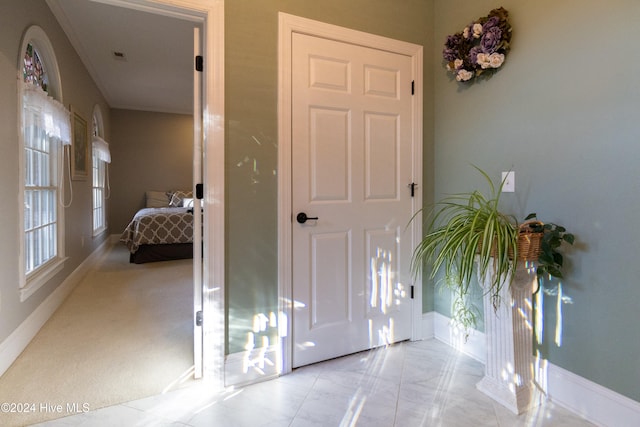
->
476, 221, 543, 261
517, 221, 543, 261
477, 238, 514, 259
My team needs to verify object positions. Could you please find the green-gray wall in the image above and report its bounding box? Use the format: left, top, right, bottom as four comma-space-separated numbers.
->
0, 0, 110, 342
433, 0, 640, 402
109, 109, 193, 234
225, 0, 435, 355
2, 0, 638, 409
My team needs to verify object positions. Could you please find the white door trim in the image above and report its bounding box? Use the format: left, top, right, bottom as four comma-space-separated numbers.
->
88, 0, 226, 387
192, 25, 203, 379
278, 12, 423, 375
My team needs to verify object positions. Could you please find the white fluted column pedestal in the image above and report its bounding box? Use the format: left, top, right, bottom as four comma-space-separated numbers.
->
476, 262, 543, 415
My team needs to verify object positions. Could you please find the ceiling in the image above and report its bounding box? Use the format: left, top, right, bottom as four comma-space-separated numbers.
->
47, 0, 198, 115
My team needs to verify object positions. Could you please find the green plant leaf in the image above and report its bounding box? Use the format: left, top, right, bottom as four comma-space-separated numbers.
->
409, 166, 524, 330
539, 252, 554, 265
553, 252, 563, 266
547, 266, 563, 278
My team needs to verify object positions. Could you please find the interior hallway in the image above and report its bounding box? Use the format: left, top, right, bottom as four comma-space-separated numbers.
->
0, 243, 195, 427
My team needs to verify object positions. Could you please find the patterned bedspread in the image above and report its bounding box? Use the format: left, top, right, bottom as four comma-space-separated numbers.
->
120, 207, 193, 253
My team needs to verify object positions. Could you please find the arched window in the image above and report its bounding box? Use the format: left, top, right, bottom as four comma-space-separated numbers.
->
19, 26, 70, 300
23, 43, 48, 90
92, 106, 110, 236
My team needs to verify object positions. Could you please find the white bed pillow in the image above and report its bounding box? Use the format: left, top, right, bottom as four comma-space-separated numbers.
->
145, 191, 171, 208
169, 190, 193, 207
182, 198, 194, 208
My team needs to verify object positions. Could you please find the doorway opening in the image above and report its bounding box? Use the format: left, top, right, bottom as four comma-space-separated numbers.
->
45, 0, 225, 387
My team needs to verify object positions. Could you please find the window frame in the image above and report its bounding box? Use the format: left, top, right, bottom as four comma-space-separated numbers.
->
18, 26, 68, 301
91, 106, 108, 237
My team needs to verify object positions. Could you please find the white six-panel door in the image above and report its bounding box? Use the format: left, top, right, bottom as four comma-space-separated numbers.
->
291, 32, 415, 368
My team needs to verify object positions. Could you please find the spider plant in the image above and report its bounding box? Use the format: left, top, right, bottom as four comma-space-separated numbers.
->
411, 167, 519, 328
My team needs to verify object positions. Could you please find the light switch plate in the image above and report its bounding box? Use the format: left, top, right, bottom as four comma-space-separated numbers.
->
502, 171, 515, 192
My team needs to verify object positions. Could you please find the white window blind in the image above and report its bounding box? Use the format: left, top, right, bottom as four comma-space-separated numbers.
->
21, 81, 70, 276
22, 81, 71, 145
92, 135, 111, 162
92, 135, 111, 235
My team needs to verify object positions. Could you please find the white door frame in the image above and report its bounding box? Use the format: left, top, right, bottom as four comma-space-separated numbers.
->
93, 0, 226, 387
277, 12, 423, 375
192, 26, 203, 379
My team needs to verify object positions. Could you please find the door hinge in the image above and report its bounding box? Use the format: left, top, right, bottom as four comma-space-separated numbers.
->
411, 80, 415, 95
196, 310, 203, 326
196, 183, 204, 200
195, 55, 204, 72
408, 182, 417, 197
410, 285, 415, 299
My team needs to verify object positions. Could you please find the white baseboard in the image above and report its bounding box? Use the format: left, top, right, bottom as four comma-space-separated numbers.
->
547, 363, 640, 427
424, 311, 640, 426
431, 311, 486, 363
420, 311, 434, 339
0, 239, 112, 377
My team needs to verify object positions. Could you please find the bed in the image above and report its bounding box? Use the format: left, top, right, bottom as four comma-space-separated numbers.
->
120, 190, 195, 264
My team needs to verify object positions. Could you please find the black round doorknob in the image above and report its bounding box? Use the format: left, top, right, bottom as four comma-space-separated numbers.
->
296, 212, 319, 224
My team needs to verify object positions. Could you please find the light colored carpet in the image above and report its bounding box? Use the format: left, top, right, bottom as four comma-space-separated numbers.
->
0, 244, 195, 427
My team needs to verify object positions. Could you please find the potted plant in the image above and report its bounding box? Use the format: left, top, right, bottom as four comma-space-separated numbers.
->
411, 167, 574, 332
411, 167, 518, 331
521, 212, 575, 288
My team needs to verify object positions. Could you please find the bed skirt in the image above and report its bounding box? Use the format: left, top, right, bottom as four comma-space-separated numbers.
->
129, 243, 193, 264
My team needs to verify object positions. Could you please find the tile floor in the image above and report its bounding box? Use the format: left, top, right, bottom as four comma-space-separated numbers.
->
34, 339, 593, 426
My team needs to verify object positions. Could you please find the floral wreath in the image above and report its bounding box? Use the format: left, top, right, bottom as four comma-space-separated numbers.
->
443, 7, 512, 83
